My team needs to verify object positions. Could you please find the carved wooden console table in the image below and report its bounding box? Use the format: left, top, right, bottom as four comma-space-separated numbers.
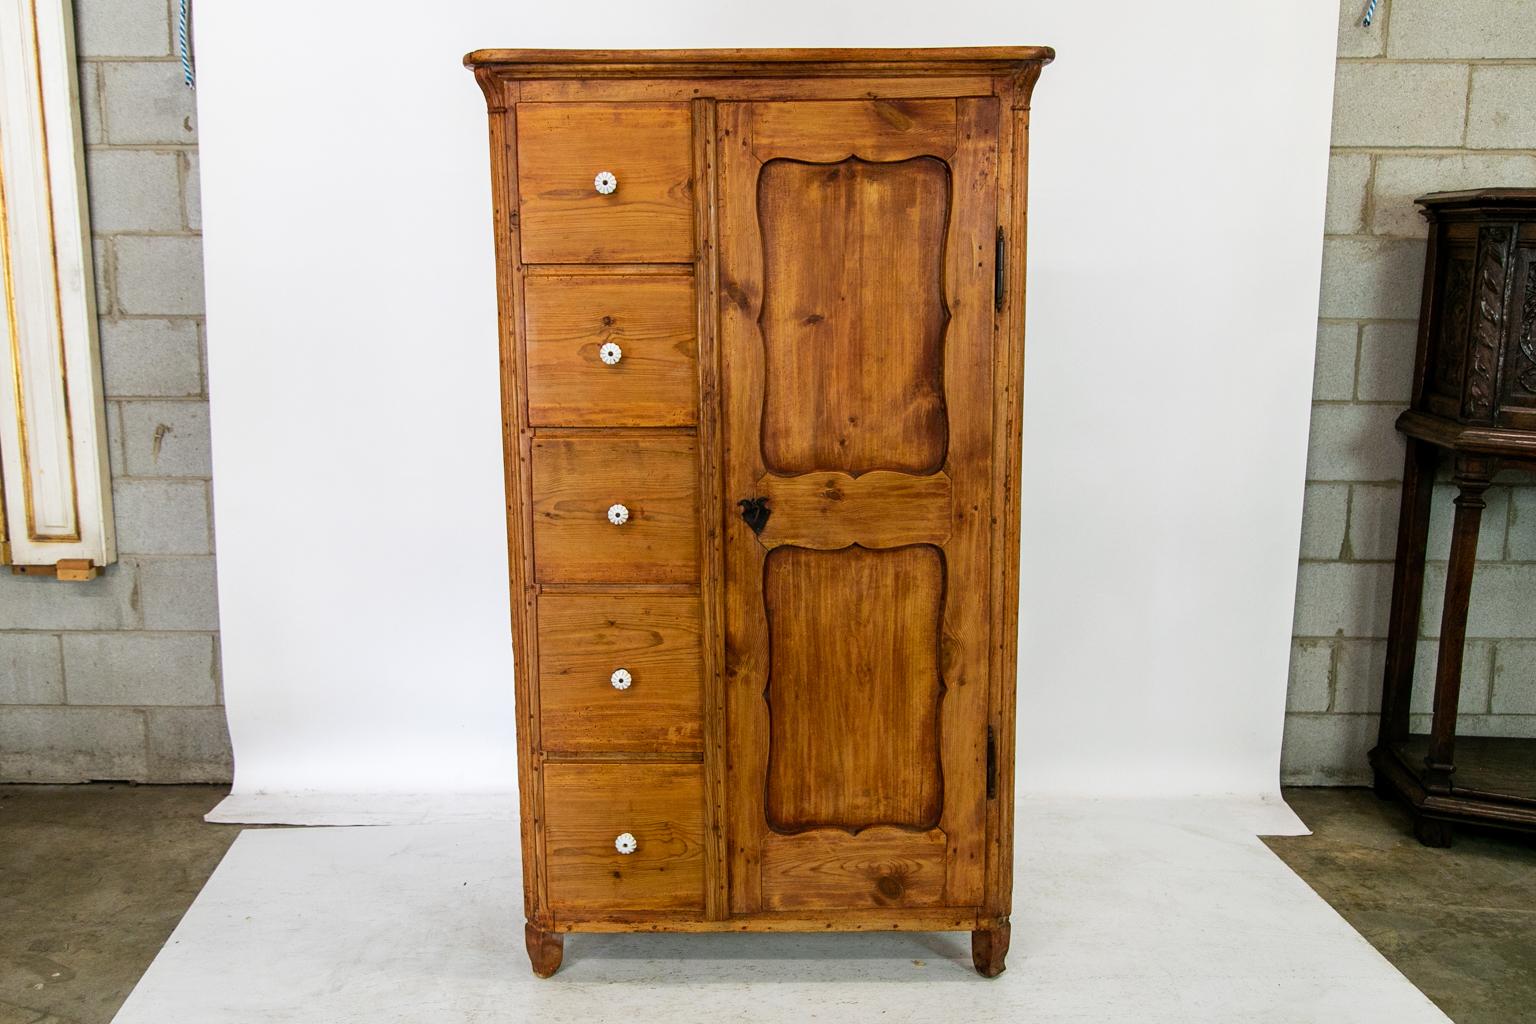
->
1371, 189, 1536, 847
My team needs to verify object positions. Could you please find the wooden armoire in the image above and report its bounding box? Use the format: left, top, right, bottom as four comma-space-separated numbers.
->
466, 47, 1052, 978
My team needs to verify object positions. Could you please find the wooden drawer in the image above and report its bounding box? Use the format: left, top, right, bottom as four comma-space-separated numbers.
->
525, 274, 698, 427
538, 594, 702, 753
530, 436, 699, 584
543, 762, 704, 915
516, 103, 694, 264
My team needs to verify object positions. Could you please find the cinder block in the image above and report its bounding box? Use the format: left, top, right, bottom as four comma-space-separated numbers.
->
1305, 403, 1405, 482
0, 634, 64, 704
1313, 323, 1357, 401
137, 556, 220, 630
1372, 154, 1536, 237
147, 707, 233, 782
92, 237, 112, 314
99, 318, 202, 398
1318, 238, 1428, 320
1421, 562, 1536, 639
62, 632, 217, 706
114, 235, 204, 316
1324, 154, 1371, 235
1387, 0, 1536, 58
1333, 639, 1386, 713
1425, 484, 1508, 562
1292, 561, 1396, 639
1279, 713, 1376, 785
1512, 486, 1536, 561
0, 563, 138, 631
72, 0, 170, 57
1409, 713, 1536, 739
77, 62, 102, 145
1337, 0, 1385, 58
111, 478, 210, 555
183, 152, 201, 231
1300, 482, 1349, 560
1491, 642, 1536, 715
1410, 639, 1493, 716
1356, 321, 1419, 403
102, 61, 197, 145
120, 400, 211, 477
84, 149, 182, 233
1468, 67, 1536, 150
1331, 63, 1468, 149
1287, 640, 1332, 712
1348, 483, 1405, 563
0, 707, 146, 782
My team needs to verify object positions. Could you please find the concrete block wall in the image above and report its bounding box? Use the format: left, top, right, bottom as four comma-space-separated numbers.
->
1283, 0, 1536, 784
0, 0, 227, 783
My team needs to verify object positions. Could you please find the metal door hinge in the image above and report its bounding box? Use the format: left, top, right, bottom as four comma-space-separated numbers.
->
994, 228, 1006, 311
986, 725, 998, 800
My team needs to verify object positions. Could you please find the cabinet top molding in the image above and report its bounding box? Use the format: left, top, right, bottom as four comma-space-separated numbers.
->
462, 46, 1055, 77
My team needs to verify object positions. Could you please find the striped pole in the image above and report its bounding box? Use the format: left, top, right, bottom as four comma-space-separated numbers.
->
1362, 0, 1380, 27
178, 0, 194, 88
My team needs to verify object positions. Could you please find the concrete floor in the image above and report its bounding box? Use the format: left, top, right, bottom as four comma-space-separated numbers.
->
1264, 789, 1536, 1024
0, 786, 1530, 1024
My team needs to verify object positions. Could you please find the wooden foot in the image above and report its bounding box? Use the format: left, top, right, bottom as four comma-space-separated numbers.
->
971, 923, 1010, 978
1412, 815, 1453, 849
525, 923, 564, 978
1372, 769, 1395, 800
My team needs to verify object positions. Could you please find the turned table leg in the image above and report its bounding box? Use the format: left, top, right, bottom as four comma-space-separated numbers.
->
972, 923, 1010, 978
1377, 439, 1437, 762
1418, 457, 1493, 846
525, 922, 564, 978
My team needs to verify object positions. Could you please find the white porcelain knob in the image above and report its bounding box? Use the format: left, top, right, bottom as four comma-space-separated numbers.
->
607, 503, 629, 526
599, 342, 622, 366
615, 832, 637, 855
610, 667, 633, 691
594, 171, 617, 195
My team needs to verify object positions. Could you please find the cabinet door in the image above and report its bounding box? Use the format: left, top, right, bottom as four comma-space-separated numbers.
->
720, 98, 999, 913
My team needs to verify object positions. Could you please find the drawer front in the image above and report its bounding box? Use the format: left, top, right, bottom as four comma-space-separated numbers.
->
538, 594, 702, 753
525, 274, 698, 427
530, 436, 699, 584
543, 762, 705, 914
516, 103, 694, 264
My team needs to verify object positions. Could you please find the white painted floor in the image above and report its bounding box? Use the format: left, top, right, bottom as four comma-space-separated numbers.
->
113, 799, 1449, 1024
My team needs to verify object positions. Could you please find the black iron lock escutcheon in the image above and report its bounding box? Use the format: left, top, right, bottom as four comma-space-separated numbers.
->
737, 497, 770, 535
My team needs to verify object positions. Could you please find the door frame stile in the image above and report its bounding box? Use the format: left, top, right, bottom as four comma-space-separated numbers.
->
692, 96, 730, 922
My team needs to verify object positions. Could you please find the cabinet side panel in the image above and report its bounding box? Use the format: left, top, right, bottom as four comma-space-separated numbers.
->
478, 76, 549, 925
984, 97, 1031, 919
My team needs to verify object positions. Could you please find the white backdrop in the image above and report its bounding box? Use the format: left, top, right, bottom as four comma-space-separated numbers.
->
196, 2, 1338, 810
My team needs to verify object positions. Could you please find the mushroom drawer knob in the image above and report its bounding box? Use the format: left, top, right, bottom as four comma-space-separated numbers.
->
614, 832, 637, 855
594, 171, 617, 195
599, 342, 623, 366
607, 503, 629, 526
610, 668, 633, 691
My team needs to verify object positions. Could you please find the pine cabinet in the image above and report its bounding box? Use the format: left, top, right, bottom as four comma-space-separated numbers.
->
466, 47, 1052, 978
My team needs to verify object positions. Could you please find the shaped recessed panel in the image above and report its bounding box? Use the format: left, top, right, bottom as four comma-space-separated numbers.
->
757, 157, 951, 476
764, 544, 945, 832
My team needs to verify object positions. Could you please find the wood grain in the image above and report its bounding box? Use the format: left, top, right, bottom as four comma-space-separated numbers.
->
524, 274, 698, 427
543, 762, 705, 914
516, 103, 694, 263
759, 827, 947, 911
752, 470, 951, 550
531, 435, 699, 584
764, 545, 945, 832
537, 594, 702, 754
751, 99, 957, 161
758, 154, 950, 475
